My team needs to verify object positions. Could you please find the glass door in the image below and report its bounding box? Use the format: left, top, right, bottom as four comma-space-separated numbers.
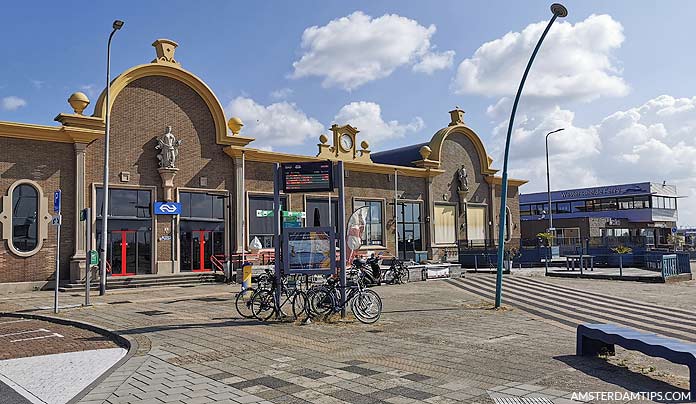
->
181, 228, 225, 272
110, 230, 137, 276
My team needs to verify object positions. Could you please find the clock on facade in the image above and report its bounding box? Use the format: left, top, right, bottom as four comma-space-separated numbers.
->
339, 134, 353, 151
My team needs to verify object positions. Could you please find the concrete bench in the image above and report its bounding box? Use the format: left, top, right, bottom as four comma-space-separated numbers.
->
577, 323, 695, 397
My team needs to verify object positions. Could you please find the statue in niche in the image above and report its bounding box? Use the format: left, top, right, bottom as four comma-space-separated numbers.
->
457, 165, 469, 192
156, 126, 182, 168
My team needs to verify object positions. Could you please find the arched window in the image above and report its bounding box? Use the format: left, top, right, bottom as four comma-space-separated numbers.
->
12, 184, 39, 253
1, 180, 49, 257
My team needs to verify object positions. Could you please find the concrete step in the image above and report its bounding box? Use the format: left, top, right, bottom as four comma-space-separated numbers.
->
59, 272, 224, 292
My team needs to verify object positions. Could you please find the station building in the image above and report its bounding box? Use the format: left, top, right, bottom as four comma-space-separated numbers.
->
520, 182, 681, 247
0, 39, 525, 291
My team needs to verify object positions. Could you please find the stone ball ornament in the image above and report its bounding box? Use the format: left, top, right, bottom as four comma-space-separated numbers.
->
319, 134, 328, 144
550, 3, 568, 17
419, 145, 432, 160
360, 140, 369, 150
227, 117, 244, 135
68, 92, 90, 115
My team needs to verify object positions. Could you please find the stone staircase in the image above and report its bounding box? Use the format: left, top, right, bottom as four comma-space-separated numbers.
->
59, 272, 225, 292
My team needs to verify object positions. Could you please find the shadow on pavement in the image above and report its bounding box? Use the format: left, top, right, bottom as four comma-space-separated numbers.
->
115, 319, 266, 335
554, 355, 691, 403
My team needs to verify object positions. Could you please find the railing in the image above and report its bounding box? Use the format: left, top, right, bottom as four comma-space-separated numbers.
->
210, 255, 226, 272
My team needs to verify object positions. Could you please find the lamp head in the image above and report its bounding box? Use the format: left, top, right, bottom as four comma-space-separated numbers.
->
550, 3, 568, 18
113, 20, 124, 30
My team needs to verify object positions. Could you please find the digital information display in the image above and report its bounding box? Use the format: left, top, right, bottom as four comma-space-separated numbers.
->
282, 227, 335, 274
282, 161, 333, 193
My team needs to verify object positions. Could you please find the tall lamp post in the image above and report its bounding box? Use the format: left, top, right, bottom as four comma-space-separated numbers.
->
495, 4, 567, 308
99, 20, 124, 296
545, 128, 564, 233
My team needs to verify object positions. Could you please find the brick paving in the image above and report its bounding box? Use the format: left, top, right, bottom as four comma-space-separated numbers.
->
0, 275, 693, 403
0, 317, 120, 360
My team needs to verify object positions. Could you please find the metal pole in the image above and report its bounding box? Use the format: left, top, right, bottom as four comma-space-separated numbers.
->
337, 162, 347, 318
273, 163, 282, 315
54, 196, 61, 314
495, 4, 567, 308
99, 21, 123, 296
545, 128, 564, 234
394, 170, 399, 260
171, 215, 175, 268
85, 208, 91, 306
241, 150, 246, 264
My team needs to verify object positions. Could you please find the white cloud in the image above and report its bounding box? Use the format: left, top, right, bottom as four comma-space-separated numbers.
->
31, 80, 45, 90
493, 95, 696, 225
225, 96, 324, 150
80, 84, 98, 99
292, 11, 454, 90
270, 88, 293, 100
453, 14, 628, 102
1, 96, 27, 111
334, 101, 424, 146
413, 50, 455, 74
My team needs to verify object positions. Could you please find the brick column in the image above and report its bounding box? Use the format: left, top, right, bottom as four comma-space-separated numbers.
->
234, 156, 245, 253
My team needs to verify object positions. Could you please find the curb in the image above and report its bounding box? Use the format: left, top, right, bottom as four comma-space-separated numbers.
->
0, 311, 139, 404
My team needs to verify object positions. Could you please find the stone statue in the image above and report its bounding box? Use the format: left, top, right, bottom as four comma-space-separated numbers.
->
156, 126, 182, 168
457, 165, 469, 192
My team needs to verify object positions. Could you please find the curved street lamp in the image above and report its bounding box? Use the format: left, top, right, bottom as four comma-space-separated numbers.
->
99, 20, 124, 296
495, 4, 567, 308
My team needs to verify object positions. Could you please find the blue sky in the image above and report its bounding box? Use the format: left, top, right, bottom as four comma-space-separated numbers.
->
2, 1, 696, 224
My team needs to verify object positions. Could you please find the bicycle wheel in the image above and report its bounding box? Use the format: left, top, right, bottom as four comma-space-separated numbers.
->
291, 290, 307, 319
305, 286, 334, 318
250, 289, 276, 321
397, 265, 410, 284
235, 288, 256, 319
351, 289, 382, 324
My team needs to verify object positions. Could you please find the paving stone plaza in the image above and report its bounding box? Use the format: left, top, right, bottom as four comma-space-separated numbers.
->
0, 273, 694, 404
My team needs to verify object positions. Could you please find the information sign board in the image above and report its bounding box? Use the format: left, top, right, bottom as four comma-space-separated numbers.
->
282, 161, 333, 193
282, 227, 335, 274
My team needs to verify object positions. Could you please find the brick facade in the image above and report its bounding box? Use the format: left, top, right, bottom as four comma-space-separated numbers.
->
0, 138, 75, 285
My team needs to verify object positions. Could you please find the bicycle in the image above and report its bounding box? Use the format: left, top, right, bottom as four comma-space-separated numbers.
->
305, 269, 382, 324
382, 256, 409, 284
249, 274, 307, 321
235, 267, 272, 319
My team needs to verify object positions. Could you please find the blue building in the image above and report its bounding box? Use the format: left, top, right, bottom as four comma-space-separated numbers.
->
520, 182, 681, 247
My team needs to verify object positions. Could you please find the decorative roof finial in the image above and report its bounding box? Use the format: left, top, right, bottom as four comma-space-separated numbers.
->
448, 107, 465, 126
152, 39, 180, 65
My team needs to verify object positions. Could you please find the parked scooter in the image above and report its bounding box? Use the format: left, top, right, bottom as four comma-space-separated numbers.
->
352, 254, 382, 286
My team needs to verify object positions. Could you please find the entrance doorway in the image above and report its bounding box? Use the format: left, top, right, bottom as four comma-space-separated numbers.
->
101, 227, 152, 276
180, 229, 224, 272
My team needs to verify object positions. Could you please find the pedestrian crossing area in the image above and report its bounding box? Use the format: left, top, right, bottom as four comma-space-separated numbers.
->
446, 275, 696, 343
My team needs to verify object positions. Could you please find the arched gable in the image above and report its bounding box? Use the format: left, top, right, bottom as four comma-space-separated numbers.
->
92, 63, 231, 146
427, 125, 498, 175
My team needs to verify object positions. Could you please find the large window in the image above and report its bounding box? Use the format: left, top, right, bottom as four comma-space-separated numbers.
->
96, 188, 151, 218
306, 198, 338, 232
466, 205, 486, 245
397, 202, 423, 259
248, 195, 286, 249
434, 204, 457, 245
353, 200, 383, 246
11, 184, 39, 253
180, 192, 225, 220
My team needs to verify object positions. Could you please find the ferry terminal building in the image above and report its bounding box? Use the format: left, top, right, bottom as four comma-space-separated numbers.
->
0, 39, 526, 291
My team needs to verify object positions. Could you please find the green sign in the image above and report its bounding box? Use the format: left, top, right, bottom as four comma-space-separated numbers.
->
282, 211, 306, 219
88, 250, 99, 266
256, 209, 274, 217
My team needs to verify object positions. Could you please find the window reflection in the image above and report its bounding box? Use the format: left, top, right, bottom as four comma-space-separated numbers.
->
12, 184, 39, 252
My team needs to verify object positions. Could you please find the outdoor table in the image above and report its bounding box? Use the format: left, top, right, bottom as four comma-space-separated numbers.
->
565, 255, 595, 272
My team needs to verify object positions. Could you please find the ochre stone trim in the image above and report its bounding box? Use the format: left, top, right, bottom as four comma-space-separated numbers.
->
484, 175, 528, 187
0, 179, 53, 257
223, 146, 444, 178
92, 63, 233, 146
0, 120, 103, 144
422, 125, 499, 175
